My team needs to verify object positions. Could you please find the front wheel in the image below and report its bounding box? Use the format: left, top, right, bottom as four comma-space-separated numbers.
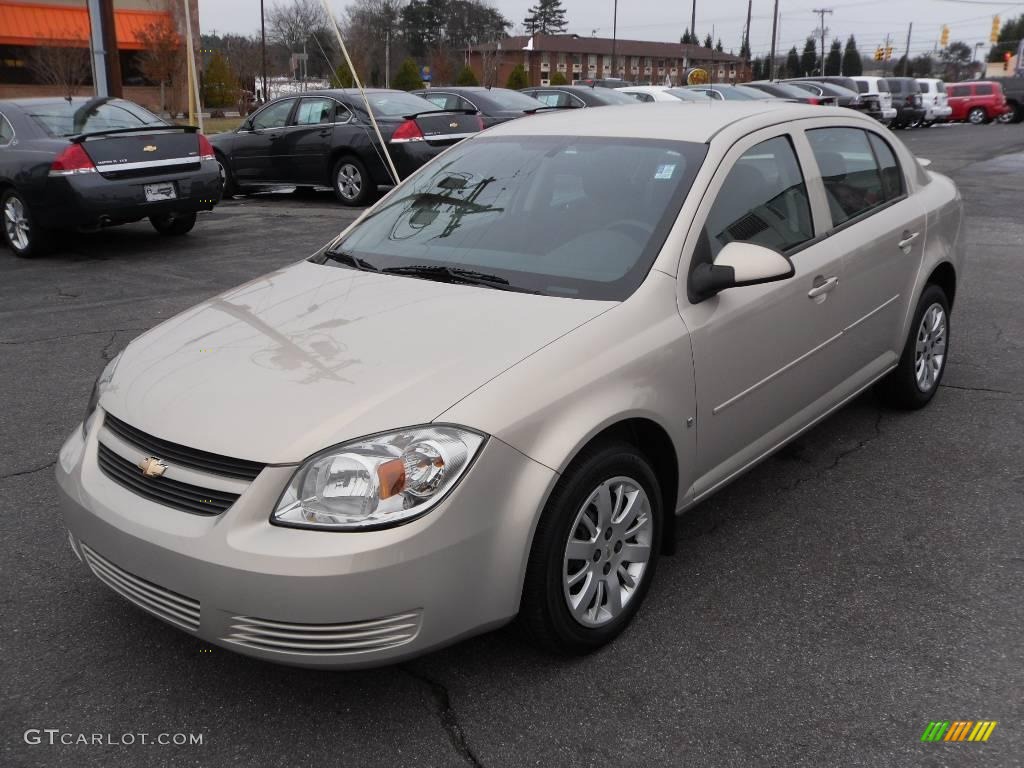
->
996, 110, 1014, 124
967, 107, 988, 125
149, 212, 197, 236
519, 441, 663, 655
875, 284, 950, 410
2, 189, 49, 258
331, 156, 373, 206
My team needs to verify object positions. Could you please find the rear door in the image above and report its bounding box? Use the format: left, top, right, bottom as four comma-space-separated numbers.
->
231, 98, 296, 183
803, 125, 925, 383
285, 96, 346, 185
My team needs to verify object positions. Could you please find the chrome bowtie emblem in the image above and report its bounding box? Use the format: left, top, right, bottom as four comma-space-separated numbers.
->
449, 121, 459, 128
143, 145, 158, 152
138, 457, 167, 478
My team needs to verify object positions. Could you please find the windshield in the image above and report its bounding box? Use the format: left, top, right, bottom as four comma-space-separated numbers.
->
27, 99, 165, 137
364, 92, 441, 117
481, 89, 545, 111
317, 136, 707, 300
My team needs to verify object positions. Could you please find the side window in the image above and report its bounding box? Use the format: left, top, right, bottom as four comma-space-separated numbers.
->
294, 98, 338, 125
422, 93, 458, 110
808, 127, 886, 227
634, 92, 654, 103
0, 113, 13, 145
567, 94, 586, 108
867, 133, 904, 201
975, 83, 993, 96
251, 99, 293, 130
535, 92, 561, 107
703, 135, 814, 259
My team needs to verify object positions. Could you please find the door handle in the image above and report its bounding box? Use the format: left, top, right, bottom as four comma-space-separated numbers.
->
808, 276, 840, 298
898, 231, 920, 250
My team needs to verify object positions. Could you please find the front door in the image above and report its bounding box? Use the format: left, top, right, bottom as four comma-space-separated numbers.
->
679, 129, 849, 497
231, 98, 296, 184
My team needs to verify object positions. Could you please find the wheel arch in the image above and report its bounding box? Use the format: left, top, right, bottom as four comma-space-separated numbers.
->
925, 261, 957, 309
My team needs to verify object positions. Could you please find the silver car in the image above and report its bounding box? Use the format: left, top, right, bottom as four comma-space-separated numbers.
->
57, 102, 964, 668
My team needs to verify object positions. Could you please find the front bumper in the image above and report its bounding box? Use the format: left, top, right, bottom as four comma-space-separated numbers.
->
56, 416, 556, 669
33, 161, 221, 231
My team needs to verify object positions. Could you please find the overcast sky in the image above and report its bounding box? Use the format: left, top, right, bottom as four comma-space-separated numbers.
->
200, 0, 1016, 60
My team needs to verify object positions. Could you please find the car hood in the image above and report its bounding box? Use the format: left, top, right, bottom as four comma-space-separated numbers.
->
99, 261, 612, 464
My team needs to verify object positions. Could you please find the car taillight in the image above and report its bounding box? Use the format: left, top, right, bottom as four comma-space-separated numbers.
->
49, 143, 96, 176
197, 133, 215, 160
906, 94, 914, 105
390, 119, 424, 143
475, 115, 485, 131
807, 97, 820, 105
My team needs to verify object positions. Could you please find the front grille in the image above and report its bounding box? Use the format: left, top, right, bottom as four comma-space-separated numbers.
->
81, 542, 200, 632
104, 413, 264, 481
223, 611, 423, 656
97, 442, 238, 515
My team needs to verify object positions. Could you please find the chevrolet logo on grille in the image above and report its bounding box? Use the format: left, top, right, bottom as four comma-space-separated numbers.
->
143, 145, 158, 152
138, 457, 168, 478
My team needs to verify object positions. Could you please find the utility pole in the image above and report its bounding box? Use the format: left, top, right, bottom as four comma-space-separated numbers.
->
86, 0, 122, 97
691, 0, 696, 49
882, 32, 892, 75
612, 0, 618, 78
812, 8, 833, 75
743, 0, 752, 56
260, 0, 268, 102
902, 22, 913, 76
769, 0, 779, 79
385, 30, 391, 88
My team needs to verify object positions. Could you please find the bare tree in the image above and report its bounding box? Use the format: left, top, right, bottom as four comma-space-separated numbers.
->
267, 0, 327, 51
29, 44, 91, 100
137, 17, 185, 114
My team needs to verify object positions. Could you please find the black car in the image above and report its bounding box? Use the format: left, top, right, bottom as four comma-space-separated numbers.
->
0, 97, 220, 258
785, 78, 890, 122
680, 84, 779, 101
518, 86, 637, 108
209, 89, 483, 206
411, 87, 547, 127
884, 77, 927, 128
745, 81, 838, 106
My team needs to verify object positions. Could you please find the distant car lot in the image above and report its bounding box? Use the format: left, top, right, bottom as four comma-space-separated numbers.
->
1, 123, 1022, 768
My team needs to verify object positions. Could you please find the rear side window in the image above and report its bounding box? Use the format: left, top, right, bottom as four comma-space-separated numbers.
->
703, 136, 814, 258
918, 81, 932, 93
855, 81, 868, 94
294, 98, 341, 125
808, 128, 889, 227
421, 93, 463, 111
947, 85, 966, 97
936, 82, 946, 93
877, 79, 890, 92
0, 113, 13, 144
975, 83, 993, 95
867, 133, 904, 201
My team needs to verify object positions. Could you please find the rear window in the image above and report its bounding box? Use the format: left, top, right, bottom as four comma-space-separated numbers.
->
936, 82, 946, 93
364, 92, 440, 117
481, 89, 544, 111
26, 99, 164, 137
320, 136, 708, 300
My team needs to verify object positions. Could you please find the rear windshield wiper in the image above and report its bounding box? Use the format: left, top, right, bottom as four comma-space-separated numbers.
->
382, 264, 538, 293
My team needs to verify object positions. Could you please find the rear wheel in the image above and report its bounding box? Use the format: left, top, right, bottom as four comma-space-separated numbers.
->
875, 284, 950, 410
2, 189, 49, 258
215, 152, 236, 197
149, 211, 197, 236
331, 156, 372, 206
996, 109, 1015, 124
967, 107, 988, 125
519, 441, 662, 655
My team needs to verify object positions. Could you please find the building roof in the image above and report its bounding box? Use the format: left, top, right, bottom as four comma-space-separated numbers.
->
0, 2, 172, 50
474, 34, 742, 63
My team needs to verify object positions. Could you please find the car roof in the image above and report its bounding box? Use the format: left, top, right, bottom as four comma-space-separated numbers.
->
483, 101, 862, 143
617, 85, 669, 92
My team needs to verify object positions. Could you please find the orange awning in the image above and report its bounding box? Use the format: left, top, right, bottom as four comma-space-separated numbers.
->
0, 2, 173, 50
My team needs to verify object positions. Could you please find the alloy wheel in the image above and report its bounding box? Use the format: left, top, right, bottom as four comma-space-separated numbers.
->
915, 303, 947, 393
337, 163, 362, 201
562, 476, 653, 628
968, 108, 985, 125
3, 196, 30, 251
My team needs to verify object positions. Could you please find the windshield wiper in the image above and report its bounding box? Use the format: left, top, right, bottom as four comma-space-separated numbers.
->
382, 264, 539, 293
322, 249, 379, 272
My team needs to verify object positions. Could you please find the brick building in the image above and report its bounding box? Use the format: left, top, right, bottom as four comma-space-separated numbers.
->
467, 33, 746, 89
0, 0, 199, 111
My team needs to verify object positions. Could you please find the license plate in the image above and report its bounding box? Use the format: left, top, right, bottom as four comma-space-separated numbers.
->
144, 183, 176, 202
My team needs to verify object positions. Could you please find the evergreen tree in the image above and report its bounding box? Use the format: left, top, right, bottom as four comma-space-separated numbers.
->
506, 63, 529, 89
825, 39, 842, 75
203, 53, 236, 108
740, 37, 751, 61
703, 33, 713, 49
524, 0, 568, 35
785, 46, 800, 78
800, 37, 817, 76
549, 70, 568, 85
716, 39, 724, 53
392, 57, 423, 90
842, 35, 862, 76
331, 63, 355, 88
750, 56, 763, 80
455, 65, 479, 86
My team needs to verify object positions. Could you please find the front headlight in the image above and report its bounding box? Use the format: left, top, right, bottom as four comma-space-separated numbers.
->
272, 426, 486, 531
82, 353, 121, 438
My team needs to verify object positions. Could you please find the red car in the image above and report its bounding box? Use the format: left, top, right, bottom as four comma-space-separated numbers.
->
945, 81, 1010, 124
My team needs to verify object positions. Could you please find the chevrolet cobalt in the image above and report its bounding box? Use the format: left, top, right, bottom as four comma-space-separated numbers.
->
57, 102, 964, 668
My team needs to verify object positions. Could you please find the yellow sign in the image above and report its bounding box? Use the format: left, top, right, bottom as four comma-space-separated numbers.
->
686, 68, 709, 85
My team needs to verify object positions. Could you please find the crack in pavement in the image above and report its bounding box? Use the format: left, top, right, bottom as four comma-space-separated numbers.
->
401, 665, 483, 768
940, 383, 1024, 398
1, 459, 56, 480
0, 327, 146, 346
780, 411, 886, 492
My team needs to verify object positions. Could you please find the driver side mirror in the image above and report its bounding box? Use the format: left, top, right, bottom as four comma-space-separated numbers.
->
691, 241, 795, 299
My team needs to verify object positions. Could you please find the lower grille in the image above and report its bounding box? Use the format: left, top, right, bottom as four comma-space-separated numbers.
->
97, 442, 238, 515
81, 543, 200, 632
224, 611, 422, 656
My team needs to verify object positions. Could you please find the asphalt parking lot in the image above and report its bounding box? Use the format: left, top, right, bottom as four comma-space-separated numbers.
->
2, 123, 1022, 768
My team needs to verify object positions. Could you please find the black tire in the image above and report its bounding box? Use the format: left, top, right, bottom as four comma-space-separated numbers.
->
519, 441, 663, 655
331, 156, 373, 206
875, 284, 951, 410
1, 188, 49, 258
149, 212, 197, 236
215, 152, 237, 197
967, 107, 988, 125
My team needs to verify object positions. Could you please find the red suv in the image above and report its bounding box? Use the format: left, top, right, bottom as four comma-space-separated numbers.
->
946, 81, 1010, 124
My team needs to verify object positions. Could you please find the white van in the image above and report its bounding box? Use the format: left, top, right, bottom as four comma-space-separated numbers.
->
850, 76, 898, 124
915, 78, 952, 125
